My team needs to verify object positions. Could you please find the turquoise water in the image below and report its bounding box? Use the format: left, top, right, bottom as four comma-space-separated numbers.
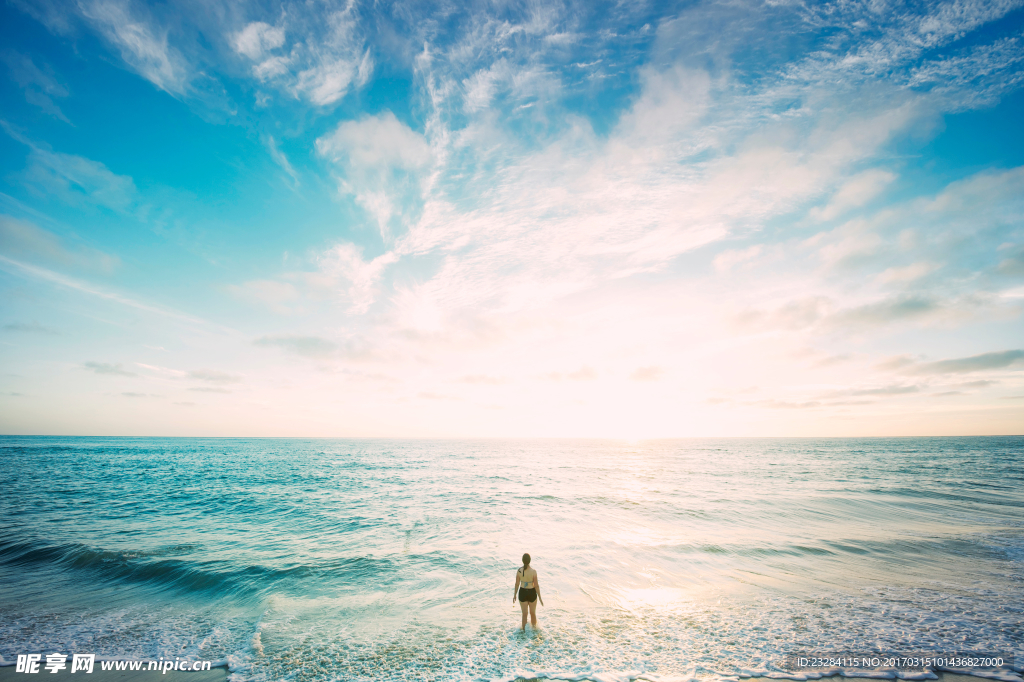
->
1, 437, 1022, 682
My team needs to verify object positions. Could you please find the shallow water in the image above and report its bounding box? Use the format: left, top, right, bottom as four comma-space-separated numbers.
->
1, 437, 1022, 682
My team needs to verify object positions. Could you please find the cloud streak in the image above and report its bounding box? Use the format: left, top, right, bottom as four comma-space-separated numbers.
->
909, 350, 1024, 375
254, 335, 339, 359
85, 361, 136, 377
0, 215, 119, 273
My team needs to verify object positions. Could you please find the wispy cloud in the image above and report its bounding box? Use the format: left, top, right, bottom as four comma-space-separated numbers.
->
545, 367, 598, 381
908, 350, 1024, 375
459, 374, 506, 385
3, 321, 60, 335
2, 50, 71, 122
714, 245, 762, 273
0, 215, 119, 273
823, 384, 921, 399
267, 136, 300, 189
2, 136, 140, 214
829, 296, 940, 329
188, 369, 242, 384
229, 279, 302, 315
810, 170, 896, 222
85, 361, 136, 377
0, 253, 216, 328
630, 366, 664, 382
77, 0, 188, 95
254, 335, 339, 359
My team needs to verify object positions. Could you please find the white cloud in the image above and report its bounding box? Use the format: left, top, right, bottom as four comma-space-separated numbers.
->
463, 64, 502, 112
316, 112, 432, 239
317, 243, 399, 314
230, 6, 369, 106
296, 58, 356, 106
231, 242, 398, 316
615, 66, 711, 145
232, 22, 285, 61
373, 58, 929, 335
317, 112, 432, 171
810, 221, 886, 269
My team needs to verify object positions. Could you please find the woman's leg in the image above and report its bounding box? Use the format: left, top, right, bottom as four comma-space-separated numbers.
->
519, 599, 528, 630
528, 599, 538, 626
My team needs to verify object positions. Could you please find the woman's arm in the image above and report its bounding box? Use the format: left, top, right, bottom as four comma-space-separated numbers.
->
513, 570, 520, 603
535, 573, 544, 606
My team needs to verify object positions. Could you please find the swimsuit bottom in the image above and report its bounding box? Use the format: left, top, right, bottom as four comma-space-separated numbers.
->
518, 587, 537, 603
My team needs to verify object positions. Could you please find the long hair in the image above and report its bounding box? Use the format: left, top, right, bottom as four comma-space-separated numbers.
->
521, 553, 531, 577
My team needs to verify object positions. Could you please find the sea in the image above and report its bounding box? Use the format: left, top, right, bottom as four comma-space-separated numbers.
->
1, 437, 1022, 682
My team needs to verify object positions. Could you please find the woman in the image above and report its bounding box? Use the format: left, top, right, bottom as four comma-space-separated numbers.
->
512, 552, 543, 630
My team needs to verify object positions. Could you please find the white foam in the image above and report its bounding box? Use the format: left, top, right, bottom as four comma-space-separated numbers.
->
592, 672, 643, 682
896, 672, 938, 680
636, 673, 699, 682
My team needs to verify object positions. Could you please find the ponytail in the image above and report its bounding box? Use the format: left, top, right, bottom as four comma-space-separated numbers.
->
521, 553, 531, 576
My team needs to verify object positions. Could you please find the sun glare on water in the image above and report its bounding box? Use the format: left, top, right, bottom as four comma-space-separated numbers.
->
617, 587, 688, 610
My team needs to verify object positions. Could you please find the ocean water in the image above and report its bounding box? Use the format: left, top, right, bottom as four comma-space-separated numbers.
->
1, 437, 1022, 682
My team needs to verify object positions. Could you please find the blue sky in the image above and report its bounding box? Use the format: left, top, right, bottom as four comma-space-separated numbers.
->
1, 0, 1022, 437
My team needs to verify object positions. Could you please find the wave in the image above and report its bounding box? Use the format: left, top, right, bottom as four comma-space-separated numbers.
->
0, 538, 396, 599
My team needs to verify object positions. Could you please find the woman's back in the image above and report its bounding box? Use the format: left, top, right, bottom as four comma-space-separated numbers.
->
517, 566, 536, 588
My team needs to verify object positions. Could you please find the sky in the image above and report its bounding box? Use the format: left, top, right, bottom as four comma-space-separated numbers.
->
0, 0, 1022, 438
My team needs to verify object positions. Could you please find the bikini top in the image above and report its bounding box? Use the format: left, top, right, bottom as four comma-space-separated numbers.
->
518, 567, 536, 588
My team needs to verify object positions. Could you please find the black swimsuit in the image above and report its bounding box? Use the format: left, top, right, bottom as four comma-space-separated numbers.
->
517, 569, 537, 603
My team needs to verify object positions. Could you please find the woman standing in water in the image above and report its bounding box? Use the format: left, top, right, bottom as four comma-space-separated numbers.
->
512, 553, 543, 630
